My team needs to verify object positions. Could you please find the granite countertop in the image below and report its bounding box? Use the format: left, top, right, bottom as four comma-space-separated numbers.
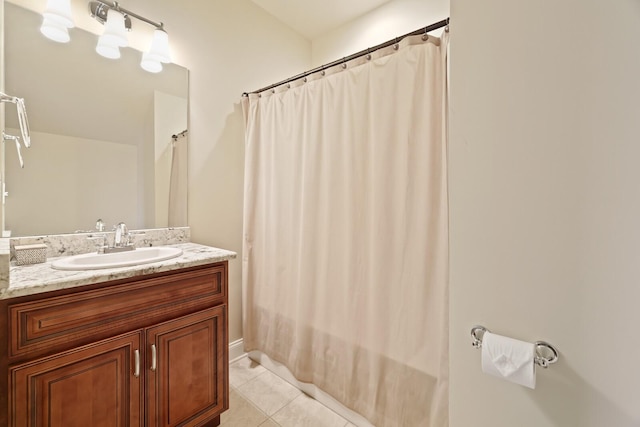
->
1, 243, 236, 300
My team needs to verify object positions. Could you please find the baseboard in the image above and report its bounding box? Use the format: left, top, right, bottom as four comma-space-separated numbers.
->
228, 339, 247, 364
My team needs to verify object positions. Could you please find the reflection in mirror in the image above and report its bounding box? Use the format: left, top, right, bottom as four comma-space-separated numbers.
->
3, 2, 189, 236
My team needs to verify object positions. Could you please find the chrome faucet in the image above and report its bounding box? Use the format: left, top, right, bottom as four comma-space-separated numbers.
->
113, 222, 131, 249
87, 222, 144, 254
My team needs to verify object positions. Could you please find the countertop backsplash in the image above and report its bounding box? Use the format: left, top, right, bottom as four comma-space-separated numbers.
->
9, 227, 191, 259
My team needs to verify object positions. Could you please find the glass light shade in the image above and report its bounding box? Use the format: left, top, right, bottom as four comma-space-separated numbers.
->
101, 8, 128, 48
96, 36, 121, 59
140, 52, 163, 73
43, 0, 74, 28
144, 28, 171, 64
40, 17, 70, 43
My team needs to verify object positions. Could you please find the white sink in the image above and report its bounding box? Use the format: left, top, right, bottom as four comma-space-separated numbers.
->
51, 247, 184, 271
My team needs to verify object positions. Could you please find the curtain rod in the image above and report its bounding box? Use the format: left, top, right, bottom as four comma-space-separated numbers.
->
242, 17, 449, 96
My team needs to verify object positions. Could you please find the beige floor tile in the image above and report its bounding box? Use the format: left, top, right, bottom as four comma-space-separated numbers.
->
259, 419, 281, 427
272, 394, 349, 427
238, 370, 302, 416
220, 388, 268, 427
229, 356, 267, 389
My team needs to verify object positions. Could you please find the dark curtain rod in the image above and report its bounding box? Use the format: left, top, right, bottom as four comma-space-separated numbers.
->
242, 17, 449, 96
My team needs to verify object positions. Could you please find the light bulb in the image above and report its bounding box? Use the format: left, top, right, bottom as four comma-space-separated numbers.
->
96, 36, 121, 59
101, 8, 128, 48
144, 28, 171, 64
140, 52, 163, 73
40, 16, 70, 43
42, 0, 74, 28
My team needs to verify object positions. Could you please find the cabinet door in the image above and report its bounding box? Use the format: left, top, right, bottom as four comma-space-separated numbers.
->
9, 332, 143, 427
146, 306, 227, 427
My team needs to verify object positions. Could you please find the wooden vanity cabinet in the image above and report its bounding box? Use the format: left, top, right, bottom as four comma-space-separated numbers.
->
0, 262, 229, 427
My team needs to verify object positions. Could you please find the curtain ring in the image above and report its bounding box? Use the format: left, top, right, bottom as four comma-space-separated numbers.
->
393, 38, 400, 50
422, 28, 429, 41
366, 48, 372, 60
303, 77, 308, 83
445, 25, 450, 33
341, 58, 347, 69
321, 70, 326, 76
286, 83, 291, 89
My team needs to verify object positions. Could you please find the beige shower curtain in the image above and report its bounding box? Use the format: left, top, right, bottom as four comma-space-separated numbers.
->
242, 32, 449, 427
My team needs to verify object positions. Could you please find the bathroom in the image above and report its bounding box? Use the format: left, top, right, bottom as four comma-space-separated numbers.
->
1, 0, 640, 426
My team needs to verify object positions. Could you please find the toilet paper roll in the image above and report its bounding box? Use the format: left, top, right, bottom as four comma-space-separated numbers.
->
481, 331, 536, 389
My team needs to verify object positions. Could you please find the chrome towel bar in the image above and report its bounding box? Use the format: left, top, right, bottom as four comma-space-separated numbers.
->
471, 325, 559, 368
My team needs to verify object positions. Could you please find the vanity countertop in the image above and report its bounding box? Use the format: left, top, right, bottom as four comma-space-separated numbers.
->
1, 242, 236, 300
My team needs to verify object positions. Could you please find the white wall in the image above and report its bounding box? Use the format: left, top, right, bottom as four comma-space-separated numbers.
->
449, 0, 640, 426
311, 0, 449, 66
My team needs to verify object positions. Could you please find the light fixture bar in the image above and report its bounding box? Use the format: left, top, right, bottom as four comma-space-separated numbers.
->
89, 1, 163, 30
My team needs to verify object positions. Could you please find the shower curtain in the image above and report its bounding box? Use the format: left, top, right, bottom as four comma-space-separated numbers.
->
168, 131, 188, 226
242, 32, 449, 427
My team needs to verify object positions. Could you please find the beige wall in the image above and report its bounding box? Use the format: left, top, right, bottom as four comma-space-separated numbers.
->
4, 130, 138, 236
311, 0, 449, 66
128, 0, 311, 343
449, 0, 640, 426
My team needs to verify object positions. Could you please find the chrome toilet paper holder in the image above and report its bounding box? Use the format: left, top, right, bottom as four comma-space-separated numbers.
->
471, 325, 559, 368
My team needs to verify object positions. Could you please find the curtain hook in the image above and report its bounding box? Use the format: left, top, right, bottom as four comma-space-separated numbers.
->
422, 27, 429, 41
366, 48, 372, 60
341, 57, 347, 69
321, 70, 326, 76
393, 37, 400, 50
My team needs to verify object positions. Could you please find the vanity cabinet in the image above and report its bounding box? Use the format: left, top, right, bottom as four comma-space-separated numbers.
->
0, 262, 229, 427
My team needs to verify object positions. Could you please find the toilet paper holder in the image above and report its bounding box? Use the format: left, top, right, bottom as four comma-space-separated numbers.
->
471, 325, 559, 368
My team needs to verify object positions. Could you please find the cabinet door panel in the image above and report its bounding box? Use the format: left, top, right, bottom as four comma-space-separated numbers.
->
9, 332, 143, 427
147, 306, 227, 427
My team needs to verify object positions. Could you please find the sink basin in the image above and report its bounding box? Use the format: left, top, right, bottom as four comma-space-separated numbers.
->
51, 247, 184, 271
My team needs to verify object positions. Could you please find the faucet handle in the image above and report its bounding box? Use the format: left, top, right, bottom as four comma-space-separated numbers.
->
87, 234, 107, 254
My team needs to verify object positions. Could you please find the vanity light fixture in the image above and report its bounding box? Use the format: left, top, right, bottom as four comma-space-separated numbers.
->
40, 0, 74, 43
39, 0, 171, 72
89, 1, 171, 72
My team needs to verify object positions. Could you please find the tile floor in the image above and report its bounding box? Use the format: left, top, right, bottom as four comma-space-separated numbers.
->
222, 356, 357, 427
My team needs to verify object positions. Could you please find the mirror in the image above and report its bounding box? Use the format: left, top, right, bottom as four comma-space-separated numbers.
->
2, 2, 189, 236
